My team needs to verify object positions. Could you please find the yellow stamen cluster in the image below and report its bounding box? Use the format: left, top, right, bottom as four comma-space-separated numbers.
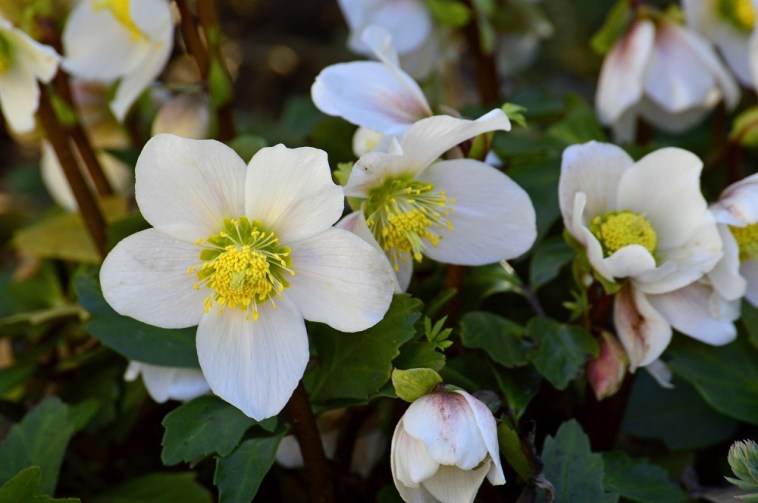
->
719, 0, 756, 32
365, 176, 455, 270
0, 34, 13, 74
94, 0, 147, 40
590, 210, 658, 257
189, 218, 294, 321
731, 223, 758, 260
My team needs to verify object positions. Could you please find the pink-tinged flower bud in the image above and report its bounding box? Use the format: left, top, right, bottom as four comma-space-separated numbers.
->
588, 331, 628, 401
391, 388, 505, 503
151, 92, 211, 139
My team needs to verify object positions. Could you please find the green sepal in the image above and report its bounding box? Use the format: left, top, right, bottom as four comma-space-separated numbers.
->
590, 0, 633, 55
392, 367, 443, 402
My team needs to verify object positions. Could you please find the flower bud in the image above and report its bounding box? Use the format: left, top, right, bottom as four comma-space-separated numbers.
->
587, 331, 628, 400
151, 92, 211, 139
391, 388, 505, 503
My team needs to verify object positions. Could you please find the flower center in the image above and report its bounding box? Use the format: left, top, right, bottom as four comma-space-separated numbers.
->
0, 34, 13, 74
719, 0, 755, 32
189, 217, 294, 320
730, 223, 758, 260
364, 176, 454, 271
94, 0, 147, 40
590, 210, 657, 257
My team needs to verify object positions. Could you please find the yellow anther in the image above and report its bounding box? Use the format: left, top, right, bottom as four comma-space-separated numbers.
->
719, 0, 755, 31
590, 210, 657, 256
731, 223, 758, 260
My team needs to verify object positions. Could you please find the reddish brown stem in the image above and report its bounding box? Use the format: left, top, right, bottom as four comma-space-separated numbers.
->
463, 2, 499, 106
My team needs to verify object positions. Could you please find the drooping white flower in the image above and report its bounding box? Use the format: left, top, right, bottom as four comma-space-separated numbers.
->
710, 172, 758, 306
100, 135, 395, 420
338, 109, 536, 291
559, 141, 725, 368
683, 0, 758, 87
338, 0, 437, 79
0, 17, 59, 133
596, 17, 739, 143
124, 361, 210, 403
312, 25, 431, 139
391, 388, 505, 503
62, 0, 174, 121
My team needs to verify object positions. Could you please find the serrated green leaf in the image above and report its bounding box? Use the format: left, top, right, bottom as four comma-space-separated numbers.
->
91, 472, 212, 503
540, 420, 617, 503
603, 451, 688, 503
529, 236, 574, 290
0, 398, 76, 495
460, 311, 529, 368
392, 368, 442, 402
161, 395, 257, 466
490, 365, 541, 421
393, 340, 446, 371
590, 0, 632, 55
621, 372, 738, 450
669, 336, 758, 425
527, 317, 598, 390
75, 269, 199, 368
305, 294, 422, 404
214, 434, 284, 503
0, 467, 80, 502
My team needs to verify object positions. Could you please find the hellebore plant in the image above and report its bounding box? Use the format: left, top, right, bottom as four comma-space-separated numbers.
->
338, 109, 537, 290
100, 134, 395, 419
124, 361, 210, 403
391, 387, 505, 503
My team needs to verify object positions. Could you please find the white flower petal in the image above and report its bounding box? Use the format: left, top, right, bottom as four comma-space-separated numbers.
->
10, 28, 60, 83
422, 462, 491, 503
710, 23, 753, 86
559, 141, 633, 237
601, 245, 658, 282
614, 284, 672, 370
596, 20, 655, 125
196, 298, 309, 420
344, 149, 404, 197
100, 228, 205, 329
287, 228, 395, 332
454, 390, 505, 485
344, 0, 432, 55
135, 134, 247, 242
311, 60, 430, 135
750, 28, 758, 90
245, 145, 344, 243
396, 110, 511, 178
403, 393, 488, 469
710, 172, 758, 227
644, 359, 674, 389
392, 420, 441, 487
418, 159, 536, 265
741, 259, 758, 307
0, 61, 39, 133
636, 96, 713, 134
126, 361, 209, 402
647, 282, 738, 345
708, 225, 747, 301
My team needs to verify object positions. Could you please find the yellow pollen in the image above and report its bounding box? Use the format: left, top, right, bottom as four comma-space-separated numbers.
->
731, 223, 758, 260
365, 177, 454, 270
190, 217, 294, 321
590, 210, 657, 256
94, 0, 147, 40
720, 0, 756, 31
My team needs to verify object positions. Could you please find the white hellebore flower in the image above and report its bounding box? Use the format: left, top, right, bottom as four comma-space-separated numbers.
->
710, 172, 758, 306
100, 134, 395, 420
391, 388, 505, 503
683, 0, 758, 87
312, 25, 431, 155
338, 109, 537, 291
596, 17, 739, 143
338, 0, 437, 79
0, 17, 59, 133
63, 0, 174, 121
559, 141, 725, 369
124, 361, 210, 403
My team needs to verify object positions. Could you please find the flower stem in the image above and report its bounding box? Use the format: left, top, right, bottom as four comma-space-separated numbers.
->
462, 1, 498, 105
37, 84, 107, 259
284, 382, 335, 503
176, 0, 210, 77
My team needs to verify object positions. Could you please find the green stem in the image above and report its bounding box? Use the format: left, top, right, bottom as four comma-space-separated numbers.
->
37, 85, 107, 259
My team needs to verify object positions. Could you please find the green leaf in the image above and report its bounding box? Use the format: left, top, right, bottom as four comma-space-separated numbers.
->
393, 340, 446, 371
526, 317, 598, 390
306, 294, 422, 404
540, 420, 617, 503
507, 157, 561, 240
461, 261, 524, 311
213, 433, 284, 503
669, 336, 758, 425
590, 0, 632, 55
427, 0, 471, 27
228, 134, 268, 161
741, 302, 758, 350
161, 395, 257, 466
529, 236, 574, 290
0, 365, 35, 395
621, 372, 738, 450
91, 472, 212, 503
602, 451, 688, 503
0, 398, 77, 495
497, 422, 531, 481
546, 94, 606, 146
727, 439, 758, 498
75, 269, 199, 368
491, 365, 541, 421
208, 58, 233, 108
460, 311, 529, 368
0, 467, 80, 502
392, 368, 442, 402
501, 102, 528, 129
